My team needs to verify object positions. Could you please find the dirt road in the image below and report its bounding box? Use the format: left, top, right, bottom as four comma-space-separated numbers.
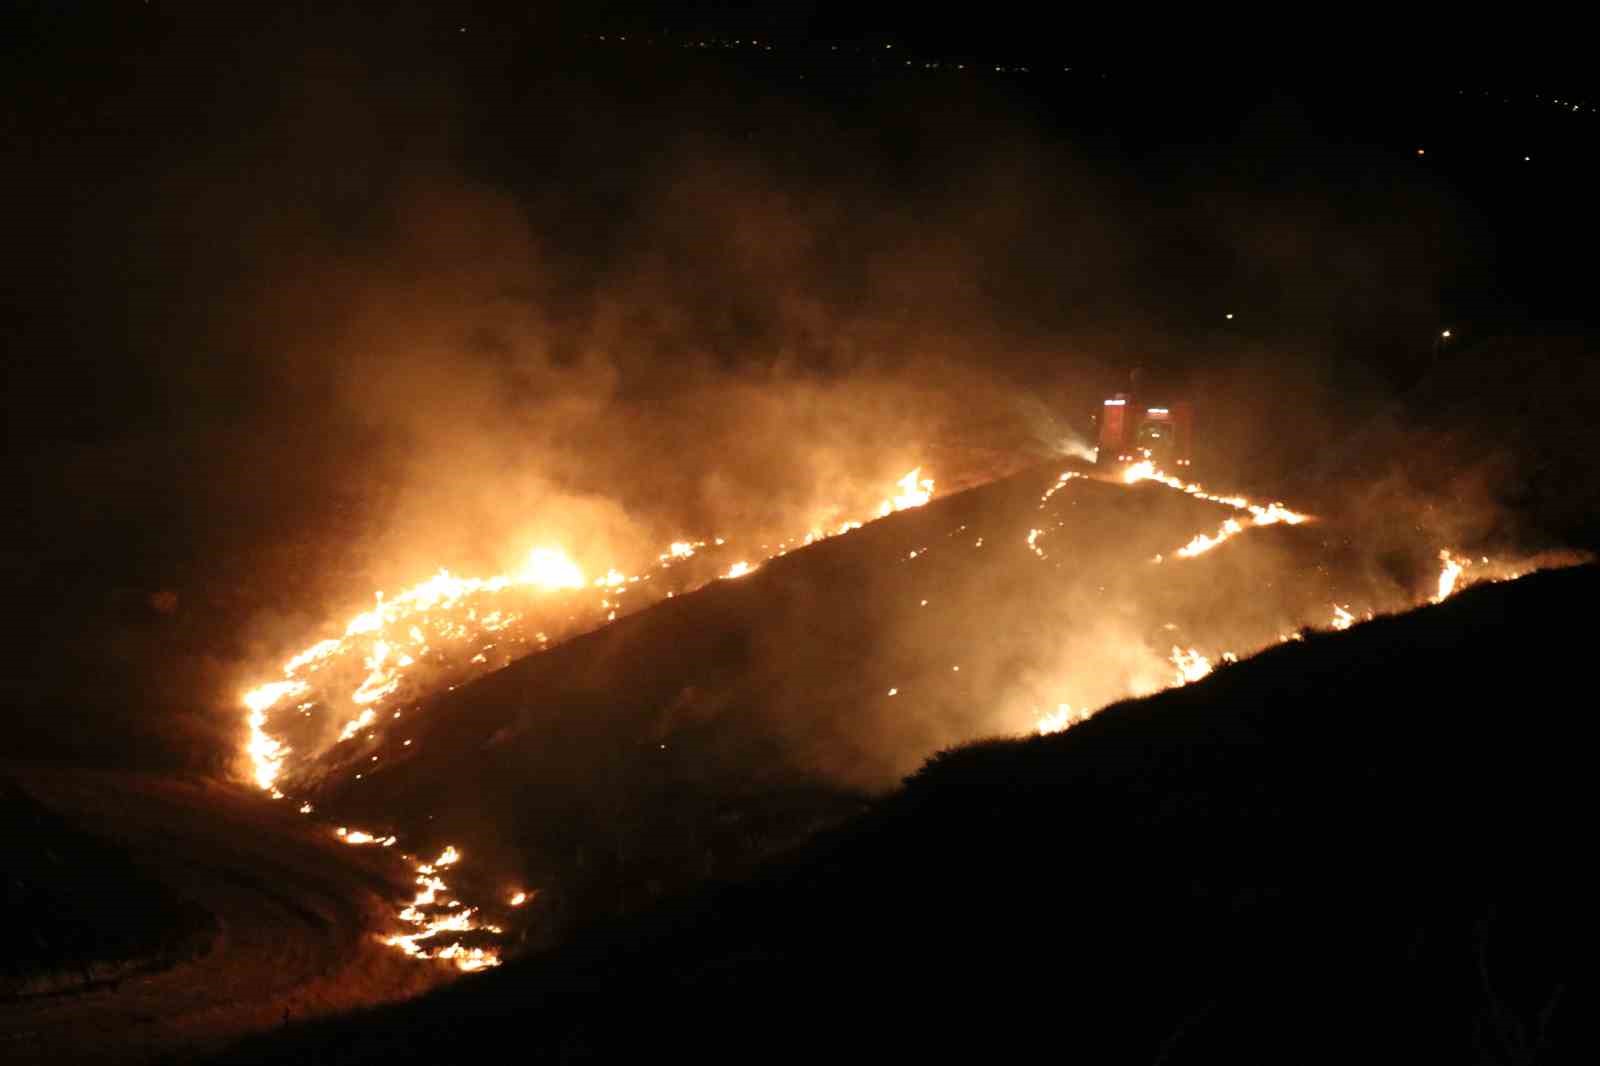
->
3, 769, 446, 1064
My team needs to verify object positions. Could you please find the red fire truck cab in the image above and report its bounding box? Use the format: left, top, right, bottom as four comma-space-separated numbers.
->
1095, 394, 1194, 470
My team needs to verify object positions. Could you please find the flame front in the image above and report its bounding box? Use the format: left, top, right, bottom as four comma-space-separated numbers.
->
1122, 461, 1310, 558
237, 453, 1551, 980
238, 469, 939, 975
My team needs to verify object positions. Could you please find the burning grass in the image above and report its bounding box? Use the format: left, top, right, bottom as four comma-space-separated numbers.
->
229, 454, 1583, 976
212, 561, 1600, 1065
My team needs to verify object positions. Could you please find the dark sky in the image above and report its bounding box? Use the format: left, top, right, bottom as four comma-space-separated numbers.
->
4, 1, 1596, 531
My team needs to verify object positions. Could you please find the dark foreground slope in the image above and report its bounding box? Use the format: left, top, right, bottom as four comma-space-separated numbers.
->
1, 772, 434, 1065
0, 777, 211, 997
221, 563, 1594, 1065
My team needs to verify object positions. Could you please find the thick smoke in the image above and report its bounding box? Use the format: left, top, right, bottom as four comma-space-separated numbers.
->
6, 13, 1528, 776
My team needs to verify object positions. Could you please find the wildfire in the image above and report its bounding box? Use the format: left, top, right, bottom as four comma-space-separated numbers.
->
229, 443, 1578, 992
881, 468, 934, 515
1169, 646, 1215, 685
1432, 549, 1468, 603
1121, 461, 1310, 559
1035, 704, 1087, 735
243, 681, 304, 794
237, 467, 940, 977
240, 545, 598, 793
383, 845, 502, 971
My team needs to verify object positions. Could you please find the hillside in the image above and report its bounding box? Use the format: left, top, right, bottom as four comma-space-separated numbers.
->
286, 460, 1380, 944
218, 562, 1594, 1063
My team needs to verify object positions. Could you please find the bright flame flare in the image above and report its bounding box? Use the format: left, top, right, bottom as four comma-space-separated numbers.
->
879, 468, 934, 515
1433, 549, 1468, 603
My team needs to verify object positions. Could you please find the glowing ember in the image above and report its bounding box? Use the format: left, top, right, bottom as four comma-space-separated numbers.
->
1039, 470, 1085, 506
335, 827, 397, 847
236, 468, 949, 977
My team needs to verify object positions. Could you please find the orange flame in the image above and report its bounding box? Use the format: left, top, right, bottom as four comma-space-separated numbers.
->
1432, 549, 1468, 603
242, 469, 943, 976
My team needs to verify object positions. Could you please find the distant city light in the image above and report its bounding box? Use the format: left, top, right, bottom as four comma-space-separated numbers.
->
1441, 330, 1452, 338
1416, 148, 1425, 156
1225, 312, 1234, 320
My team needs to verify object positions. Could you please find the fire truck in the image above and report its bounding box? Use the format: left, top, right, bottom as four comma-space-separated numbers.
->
1094, 393, 1194, 470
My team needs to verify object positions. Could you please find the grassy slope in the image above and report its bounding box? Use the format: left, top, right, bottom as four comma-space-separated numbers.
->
1, 777, 214, 995
300, 462, 1350, 945
220, 562, 1594, 1065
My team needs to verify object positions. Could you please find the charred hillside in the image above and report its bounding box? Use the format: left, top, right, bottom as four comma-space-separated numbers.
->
220, 561, 1594, 1065
293, 461, 1356, 943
